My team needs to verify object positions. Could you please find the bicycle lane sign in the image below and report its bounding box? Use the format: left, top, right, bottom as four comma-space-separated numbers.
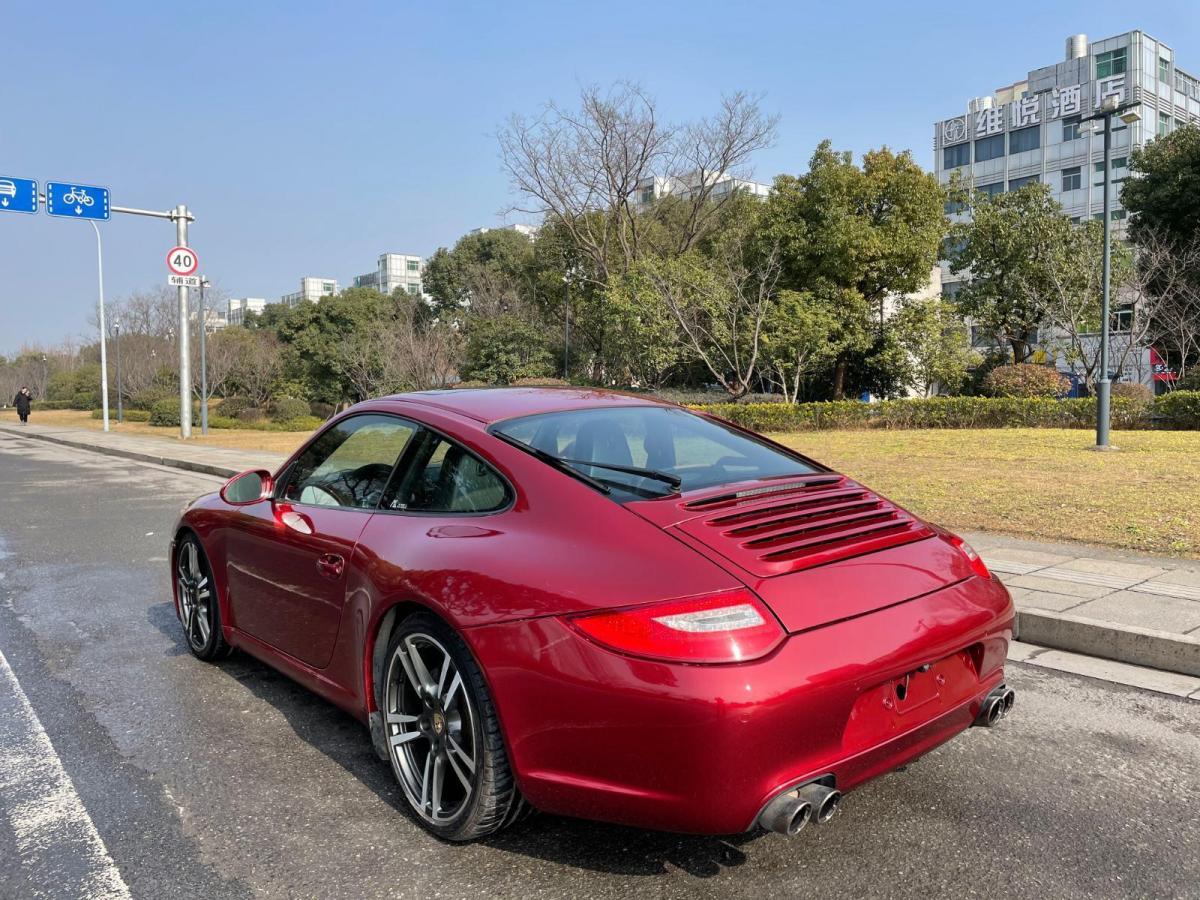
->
46, 181, 110, 220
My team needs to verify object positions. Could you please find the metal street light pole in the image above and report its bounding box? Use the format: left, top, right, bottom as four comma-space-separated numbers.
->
1082, 97, 1140, 449
89, 221, 111, 432
174, 205, 192, 439
199, 275, 210, 435
114, 320, 123, 423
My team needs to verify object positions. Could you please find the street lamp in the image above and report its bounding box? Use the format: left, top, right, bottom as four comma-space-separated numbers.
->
199, 276, 210, 435
114, 320, 123, 423
1082, 96, 1141, 449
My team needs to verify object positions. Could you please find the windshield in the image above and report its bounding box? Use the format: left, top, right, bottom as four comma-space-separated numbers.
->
491, 406, 818, 500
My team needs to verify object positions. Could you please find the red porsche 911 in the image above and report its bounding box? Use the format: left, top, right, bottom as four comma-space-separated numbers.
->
171, 388, 1015, 841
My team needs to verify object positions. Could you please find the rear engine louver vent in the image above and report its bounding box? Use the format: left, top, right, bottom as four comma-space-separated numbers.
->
678, 476, 932, 576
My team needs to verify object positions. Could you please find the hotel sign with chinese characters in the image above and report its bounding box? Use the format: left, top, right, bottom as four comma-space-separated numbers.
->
940, 76, 1128, 145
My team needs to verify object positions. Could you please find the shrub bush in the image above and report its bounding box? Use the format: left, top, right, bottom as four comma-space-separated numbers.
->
1111, 382, 1153, 402
1175, 369, 1200, 392
309, 401, 336, 420
214, 396, 253, 418
237, 407, 266, 423
982, 364, 1070, 398
691, 395, 1156, 432
33, 399, 74, 410
1154, 391, 1200, 429
149, 399, 194, 427
269, 397, 310, 422
130, 386, 175, 410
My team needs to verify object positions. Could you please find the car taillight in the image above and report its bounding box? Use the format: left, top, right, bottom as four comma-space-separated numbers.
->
946, 533, 992, 580
566, 590, 784, 664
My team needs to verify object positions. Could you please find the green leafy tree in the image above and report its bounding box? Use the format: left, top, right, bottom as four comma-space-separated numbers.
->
760, 290, 838, 402
759, 142, 945, 397
460, 315, 554, 385
948, 182, 1076, 363
891, 297, 976, 396
423, 228, 537, 322
1123, 124, 1200, 250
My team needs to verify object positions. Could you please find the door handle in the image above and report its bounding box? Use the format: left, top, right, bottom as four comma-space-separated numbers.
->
316, 553, 345, 580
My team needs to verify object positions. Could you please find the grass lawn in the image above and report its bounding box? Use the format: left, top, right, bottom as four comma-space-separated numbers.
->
4, 409, 1196, 557
777, 429, 1199, 558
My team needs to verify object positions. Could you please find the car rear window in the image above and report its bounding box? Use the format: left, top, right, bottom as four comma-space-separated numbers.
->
492, 406, 816, 500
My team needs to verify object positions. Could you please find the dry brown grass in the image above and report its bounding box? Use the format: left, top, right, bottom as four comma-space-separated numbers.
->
0, 408, 312, 455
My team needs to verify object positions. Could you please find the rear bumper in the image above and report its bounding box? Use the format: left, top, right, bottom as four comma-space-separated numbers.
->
467, 575, 1014, 834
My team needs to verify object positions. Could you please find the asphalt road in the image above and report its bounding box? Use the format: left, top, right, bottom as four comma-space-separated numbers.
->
1, 431, 1198, 900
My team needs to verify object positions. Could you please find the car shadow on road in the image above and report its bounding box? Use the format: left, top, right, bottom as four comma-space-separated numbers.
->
147, 598, 764, 878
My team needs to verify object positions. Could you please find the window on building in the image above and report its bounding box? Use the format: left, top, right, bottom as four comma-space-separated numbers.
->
970, 325, 997, 348
1159, 56, 1171, 82
943, 142, 970, 169
942, 281, 963, 300
1008, 126, 1040, 153
944, 198, 966, 214
1095, 48, 1127, 79
407, 283, 421, 296
1061, 167, 1082, 191
1008, 175, 1039, 192
640, 186, 655, 205
322, 282, 336, 294
1112, 305, 1134, 333
976, 181, 1004, 198
974, 134, 1005, 162
1158, 111, 1172, 137
1062, 116, 1082, 141
406, 259, 420, 272
1094, 159, 1129, 187
1092, 209, 1127, 222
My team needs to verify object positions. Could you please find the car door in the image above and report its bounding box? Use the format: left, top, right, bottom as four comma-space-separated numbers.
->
224, 413, 417, 668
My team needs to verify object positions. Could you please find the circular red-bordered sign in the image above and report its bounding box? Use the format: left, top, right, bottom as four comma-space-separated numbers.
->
166, 246, 199, 276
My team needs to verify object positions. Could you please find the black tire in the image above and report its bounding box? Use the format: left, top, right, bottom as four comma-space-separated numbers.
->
175, 534, 232, 662
381, 611, 526, 841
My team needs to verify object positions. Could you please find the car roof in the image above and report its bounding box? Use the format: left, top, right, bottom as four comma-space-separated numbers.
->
378, 387, 675, 425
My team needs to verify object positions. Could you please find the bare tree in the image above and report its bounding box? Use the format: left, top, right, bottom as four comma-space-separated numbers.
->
499, 84, 776, 282
228, 331, 284, 408
646, 241, 781, 400
1132, 230, 1200, 386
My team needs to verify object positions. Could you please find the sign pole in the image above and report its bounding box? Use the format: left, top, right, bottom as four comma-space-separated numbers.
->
90, 221, 111, 433
174, 205, 192, 439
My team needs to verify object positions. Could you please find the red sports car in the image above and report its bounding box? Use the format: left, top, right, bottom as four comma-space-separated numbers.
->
171, 388, 1015, 841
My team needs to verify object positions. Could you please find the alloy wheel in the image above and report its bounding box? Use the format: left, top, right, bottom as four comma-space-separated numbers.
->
384, 632, 478, 826
176, 541, 213, 652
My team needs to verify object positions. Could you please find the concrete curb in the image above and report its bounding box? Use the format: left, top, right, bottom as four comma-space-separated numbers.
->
6, 422, 1199, 680
0, 427, 241, 479
1015, 609, 1200, 678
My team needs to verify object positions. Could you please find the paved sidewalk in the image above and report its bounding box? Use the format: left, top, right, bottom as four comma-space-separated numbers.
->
4, 419, 1199, 678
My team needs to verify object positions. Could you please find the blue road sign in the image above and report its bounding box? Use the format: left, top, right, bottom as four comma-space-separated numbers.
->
46, 181, 110, 220
0, 176, 38, 214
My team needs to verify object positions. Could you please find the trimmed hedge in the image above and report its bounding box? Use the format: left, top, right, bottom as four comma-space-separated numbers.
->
91, 408, 151, 422
269, 397, 310, 422
32, 399, 74, 410
145, 399, 321, 432
1155, 391, 1200, 429
692, 395, 1164, 432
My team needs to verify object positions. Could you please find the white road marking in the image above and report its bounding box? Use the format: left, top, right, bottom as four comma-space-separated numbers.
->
0, 648, 132, 900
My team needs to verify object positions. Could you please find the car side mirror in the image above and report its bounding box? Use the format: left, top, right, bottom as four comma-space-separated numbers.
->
220, 469, 274, 505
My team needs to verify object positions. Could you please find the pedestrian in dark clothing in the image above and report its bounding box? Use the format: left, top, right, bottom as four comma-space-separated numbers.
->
13, 387, 32, 425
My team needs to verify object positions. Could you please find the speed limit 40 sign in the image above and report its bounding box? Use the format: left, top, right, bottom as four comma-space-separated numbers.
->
166, 246, 199, 276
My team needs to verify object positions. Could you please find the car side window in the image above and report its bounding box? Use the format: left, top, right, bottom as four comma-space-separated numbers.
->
383, 430, 509, 514
281, 415, 417, 510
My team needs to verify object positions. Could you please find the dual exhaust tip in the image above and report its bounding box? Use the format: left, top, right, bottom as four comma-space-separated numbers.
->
974, 684, 1016, 728
758, 782, 841, 837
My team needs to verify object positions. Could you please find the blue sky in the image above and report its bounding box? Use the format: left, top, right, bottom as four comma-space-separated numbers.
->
2, 0, 1197, 354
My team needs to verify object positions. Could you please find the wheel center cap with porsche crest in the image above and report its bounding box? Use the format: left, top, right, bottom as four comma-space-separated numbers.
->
432, 711, 445, 735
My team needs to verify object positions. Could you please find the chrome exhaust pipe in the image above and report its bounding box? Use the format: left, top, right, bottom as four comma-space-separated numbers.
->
797, 782, 842, 825
973, 684, 1013, 727
758, 792, 812, 836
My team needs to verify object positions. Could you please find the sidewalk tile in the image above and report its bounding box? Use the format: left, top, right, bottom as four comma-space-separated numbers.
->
1069, 591, 1200, 634
1054, 558, 1167, 582
981, 548, 1073, 568
1030, 650, 1200, 698
1144, 569, 1200, 589
1009, 588, 1088, 613
1006, 574, 1114, 600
